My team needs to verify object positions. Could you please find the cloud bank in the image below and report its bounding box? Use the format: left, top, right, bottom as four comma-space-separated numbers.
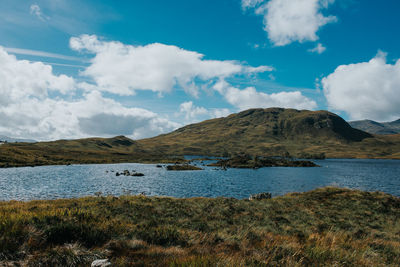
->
0, 46, 178, 140
322, 52, 400, 121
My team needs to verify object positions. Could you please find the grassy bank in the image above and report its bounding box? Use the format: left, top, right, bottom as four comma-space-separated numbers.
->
1, 187, 399, 266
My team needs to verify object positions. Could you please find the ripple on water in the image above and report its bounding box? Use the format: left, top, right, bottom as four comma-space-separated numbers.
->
0, 159, 399, 200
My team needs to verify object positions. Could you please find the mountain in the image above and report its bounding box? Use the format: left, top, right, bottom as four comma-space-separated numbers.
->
1, 108, 400, 167
349, 119, 400, 135
138, 108, 399, 159
0, 135, 36, 143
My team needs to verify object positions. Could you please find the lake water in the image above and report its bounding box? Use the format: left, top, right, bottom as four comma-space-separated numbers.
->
0, 159, 399, 201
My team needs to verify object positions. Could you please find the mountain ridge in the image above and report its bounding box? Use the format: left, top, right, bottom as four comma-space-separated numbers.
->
349, 119, 400, 135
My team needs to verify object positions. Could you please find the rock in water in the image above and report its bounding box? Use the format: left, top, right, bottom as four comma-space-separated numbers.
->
249, 192, 272, 200
91, 259, 111, 267
131, 172, 145, 176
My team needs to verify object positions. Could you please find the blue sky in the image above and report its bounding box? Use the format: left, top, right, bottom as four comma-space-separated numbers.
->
1, 0, 400, 140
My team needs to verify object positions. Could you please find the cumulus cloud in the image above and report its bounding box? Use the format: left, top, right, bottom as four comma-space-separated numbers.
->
0, 47, 75, 105
0, 47, 179, 140
322, 52, 400, 121
308, 43, 326, 54
179, 101, 230, 123
213, 80, 317, 111
70, 34, 271, 96
0, 90, 179, 141
243, 0, 337, 46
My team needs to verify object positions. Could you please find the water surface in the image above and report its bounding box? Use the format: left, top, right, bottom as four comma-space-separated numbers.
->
0, 159, 399, 201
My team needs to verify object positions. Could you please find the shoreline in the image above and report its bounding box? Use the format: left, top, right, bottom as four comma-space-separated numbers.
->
0, 185, 398, 202
0, 156, 399, 169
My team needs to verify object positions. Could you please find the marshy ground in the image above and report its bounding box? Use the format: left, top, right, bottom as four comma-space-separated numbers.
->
0, 187, 399, 266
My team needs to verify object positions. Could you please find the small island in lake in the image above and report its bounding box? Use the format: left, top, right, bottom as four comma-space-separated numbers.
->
208, 154, 318, 168
166, 164, 203, 171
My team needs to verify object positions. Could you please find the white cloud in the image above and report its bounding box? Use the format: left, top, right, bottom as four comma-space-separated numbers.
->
213, 80, 317, 110
211, 108, 231, 118
30, 4, 48, 21
179, 101, 208, 121
322, 52, 400, 121
0, 46, 75, 105
0, 91, 179, 140
308, 43, 326, 54
179, 101, 231, 123
242, 0, 265, 9
243, 0, 337, 46
70, 34, 271, 96
0, 47, 179, 140
226, 87, 317, 110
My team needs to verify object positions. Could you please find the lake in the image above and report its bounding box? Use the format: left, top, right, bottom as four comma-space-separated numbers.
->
0, 159, 399, 201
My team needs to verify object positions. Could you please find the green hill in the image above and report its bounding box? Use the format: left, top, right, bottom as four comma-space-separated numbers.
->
1, 108, 400, 168
0, 135, 181, 168
138, 108, 400, 159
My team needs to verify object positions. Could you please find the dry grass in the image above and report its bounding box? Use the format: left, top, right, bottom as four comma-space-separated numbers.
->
1, 187, 399, 266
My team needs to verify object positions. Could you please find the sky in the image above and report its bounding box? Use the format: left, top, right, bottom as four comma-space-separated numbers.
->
1, 0, 400, 141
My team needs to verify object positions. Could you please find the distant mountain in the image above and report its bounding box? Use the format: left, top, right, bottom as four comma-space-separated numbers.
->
0, 135, 36, 143
349, 119, 400, 135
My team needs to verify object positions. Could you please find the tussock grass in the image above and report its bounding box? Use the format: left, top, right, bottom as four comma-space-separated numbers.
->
0, 187, 399, 266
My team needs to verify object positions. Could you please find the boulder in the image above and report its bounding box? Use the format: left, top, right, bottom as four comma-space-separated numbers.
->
131, 172, 144, 176
91, 259, 111, 267
249, 192, 272, 200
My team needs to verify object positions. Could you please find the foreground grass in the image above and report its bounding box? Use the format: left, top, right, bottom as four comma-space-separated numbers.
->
1, 187, 399, 266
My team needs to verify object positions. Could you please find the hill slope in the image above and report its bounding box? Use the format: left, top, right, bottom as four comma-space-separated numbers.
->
139, 108, 400, 158
0, 136, 181, 168
349, 119, 400, 135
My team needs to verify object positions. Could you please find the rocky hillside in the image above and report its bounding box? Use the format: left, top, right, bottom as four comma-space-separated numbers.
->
350, 119, 400, 135
139, 108, 399, 158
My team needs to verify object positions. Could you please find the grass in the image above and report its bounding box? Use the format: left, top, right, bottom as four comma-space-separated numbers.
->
0, 187, 399, 266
